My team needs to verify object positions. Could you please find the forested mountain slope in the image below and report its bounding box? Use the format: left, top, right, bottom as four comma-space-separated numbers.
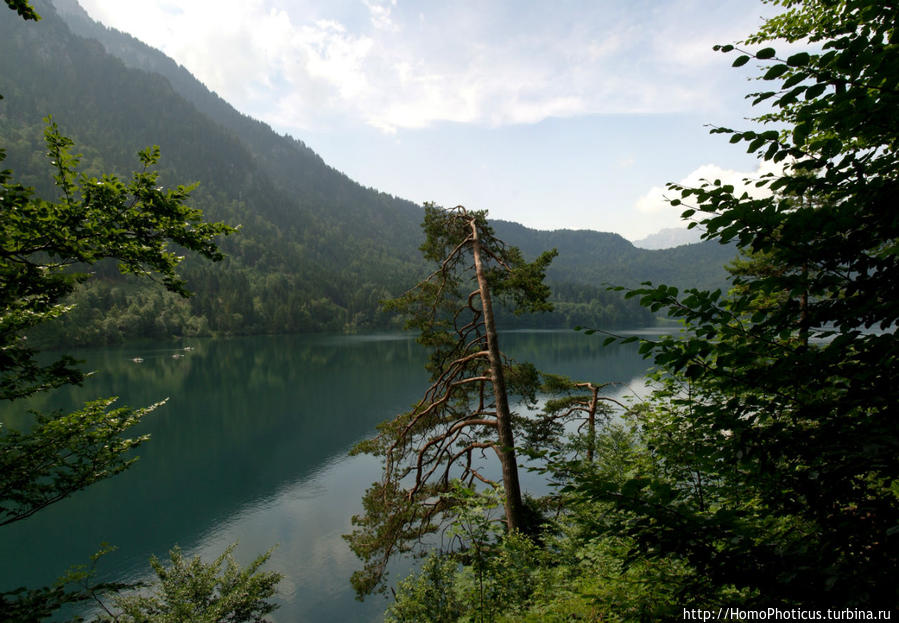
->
492, 220, 734, 291
49, 0, 426, 253
0, 0, 736, 344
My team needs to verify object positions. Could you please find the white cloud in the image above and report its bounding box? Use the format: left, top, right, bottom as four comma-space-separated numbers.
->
363, 0, 399, 32
75, 0, 767, 134
631, 160, 782, 238
295, 20, 374, 99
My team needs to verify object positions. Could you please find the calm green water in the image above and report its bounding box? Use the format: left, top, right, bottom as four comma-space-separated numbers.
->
0, 330, 661, 622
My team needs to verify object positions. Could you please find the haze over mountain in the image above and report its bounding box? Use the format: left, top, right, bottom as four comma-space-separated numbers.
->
0, 0, 737, 344
632, 226, 704, 250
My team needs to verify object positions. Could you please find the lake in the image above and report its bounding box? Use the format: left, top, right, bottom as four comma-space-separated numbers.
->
0, 330, 665, 622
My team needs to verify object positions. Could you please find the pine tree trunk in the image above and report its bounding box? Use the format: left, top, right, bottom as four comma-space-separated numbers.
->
469, 217, 524, 532
586, 384, 598, 463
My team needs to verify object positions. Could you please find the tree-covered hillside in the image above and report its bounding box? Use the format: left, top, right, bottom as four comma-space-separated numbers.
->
0, 0, 735, 345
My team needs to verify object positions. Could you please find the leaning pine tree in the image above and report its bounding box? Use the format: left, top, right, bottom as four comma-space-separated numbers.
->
346, 205, 556, 596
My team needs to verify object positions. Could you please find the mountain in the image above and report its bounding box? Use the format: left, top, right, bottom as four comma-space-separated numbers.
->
0, 1, 737, 344
491, 221, 731, 290
632, 227, 704, 250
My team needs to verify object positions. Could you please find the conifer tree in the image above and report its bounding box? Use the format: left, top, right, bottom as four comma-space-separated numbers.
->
346, 205, 555, 596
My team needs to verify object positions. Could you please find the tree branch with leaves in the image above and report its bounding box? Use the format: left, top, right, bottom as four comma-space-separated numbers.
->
345, 205, 555, 596
573, 0, 899, 609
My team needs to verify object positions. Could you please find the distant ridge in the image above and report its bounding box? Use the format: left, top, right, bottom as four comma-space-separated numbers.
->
632, 227, 703, 250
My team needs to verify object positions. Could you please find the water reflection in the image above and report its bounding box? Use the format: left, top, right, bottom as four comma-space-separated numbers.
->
0, 330, 663, 622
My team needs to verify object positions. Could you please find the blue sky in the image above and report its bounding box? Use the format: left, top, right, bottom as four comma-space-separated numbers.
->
76, 0, 778, 240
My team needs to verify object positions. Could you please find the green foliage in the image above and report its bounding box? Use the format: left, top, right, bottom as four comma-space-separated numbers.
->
443, 484, 506, 623
385, 485, 542, 623
386, 424, 697, 623
105, 545, 281, 623
0, 119, 232, 609
387, 205, 555, 368
520, 375, 622, 463
576, 0, 899, 610
0, 7, 279, 623
3, 0, 38, 22
0, 397, 158, 527
3, 544, 282, 622
347, 206, 555, 597
0, 12, 266, 612
26, 277, 211, 347
0, 128, 281, 618
0, 122, 287, 621
1, 544, 134, 622
387, 0, 899, 617
385, 554, 464, 623
1, 120, 234, 401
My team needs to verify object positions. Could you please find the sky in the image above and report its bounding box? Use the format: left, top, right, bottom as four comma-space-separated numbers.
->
75, 0, 778, 241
